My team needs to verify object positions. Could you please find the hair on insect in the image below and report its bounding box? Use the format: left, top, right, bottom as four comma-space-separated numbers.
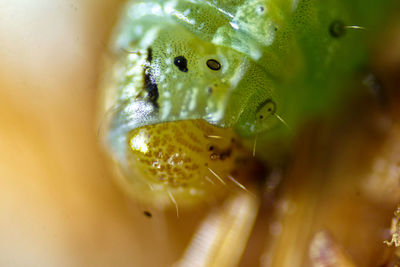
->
120, 47, 142, 56
274, 113, 291, 132
167, 190, 179, 218
208, 167, 226, 185
330, 20, 366, 38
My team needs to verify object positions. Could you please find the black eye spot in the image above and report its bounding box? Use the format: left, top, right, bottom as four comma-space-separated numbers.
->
329, 20, 345, 38
256, 5, 265, 15
208, 146, 214, 151
174, 56, 188, 72
206, 59, 221, 71
143, 211, 152, 218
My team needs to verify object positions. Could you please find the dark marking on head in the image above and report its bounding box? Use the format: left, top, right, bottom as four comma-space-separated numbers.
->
206, 59, 221, 71
174, 56, 188, 72
143, 46, 159, 107
144, 70, 159, 107
147, 47, 153, 63
208, 146, 214, 151
143, 211, 152, 218
329, 20, 345, 38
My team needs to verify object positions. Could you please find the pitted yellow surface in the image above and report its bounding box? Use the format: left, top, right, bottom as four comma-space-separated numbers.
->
124, 120, 257, 206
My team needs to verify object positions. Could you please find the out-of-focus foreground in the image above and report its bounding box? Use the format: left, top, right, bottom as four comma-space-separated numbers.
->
1, 1, 400, 267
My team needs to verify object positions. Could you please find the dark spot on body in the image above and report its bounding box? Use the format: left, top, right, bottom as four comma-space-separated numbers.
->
259, 6, 264, 12
144, 70, 159, 107
208, 87, 213, 94
143, 47, 159, 107
206, 59, 221, 71
147, 47, 153, 63
329, 20, 345, 38
209, 146, 214, 151
143, 211, 152, 218
174, 56, 188, 72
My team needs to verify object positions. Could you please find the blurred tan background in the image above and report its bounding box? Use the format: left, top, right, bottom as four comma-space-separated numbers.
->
0, 1, 177, 266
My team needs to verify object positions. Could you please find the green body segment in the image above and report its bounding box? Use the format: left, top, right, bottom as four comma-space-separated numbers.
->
105, 0, 395, 162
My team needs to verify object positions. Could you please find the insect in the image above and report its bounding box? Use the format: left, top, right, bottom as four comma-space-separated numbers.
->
99, 0, 396, 208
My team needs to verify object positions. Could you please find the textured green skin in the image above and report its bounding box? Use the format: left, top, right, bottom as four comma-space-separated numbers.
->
106, 0, 395, 163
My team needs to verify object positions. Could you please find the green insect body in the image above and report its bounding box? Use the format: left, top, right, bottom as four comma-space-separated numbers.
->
101, 0, 395, 206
